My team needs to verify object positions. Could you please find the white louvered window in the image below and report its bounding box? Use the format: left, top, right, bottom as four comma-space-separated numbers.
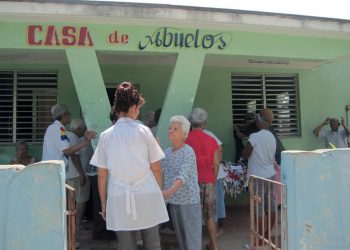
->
0, 71, 58, 143
231, 74, 299, 137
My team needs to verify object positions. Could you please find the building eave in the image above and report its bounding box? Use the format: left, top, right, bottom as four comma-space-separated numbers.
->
0, 1, 350, 38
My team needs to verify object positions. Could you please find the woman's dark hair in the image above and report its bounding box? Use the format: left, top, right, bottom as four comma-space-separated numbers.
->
112, 82, 144, 114
109, 111, 119, 124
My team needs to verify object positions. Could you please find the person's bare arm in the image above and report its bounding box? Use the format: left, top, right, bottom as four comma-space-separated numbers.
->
150, 160, 163, 188
163, 178, 183, 200
234, 124, 247, 140
63, 130, 96, 155
242, 142, 253, 160
217, 145, 223, 163
313, 118, 330, 137
213, 149, 220, 180
63, 139, 91, 156
98, 167, 108, 220
341, 117, 350, 137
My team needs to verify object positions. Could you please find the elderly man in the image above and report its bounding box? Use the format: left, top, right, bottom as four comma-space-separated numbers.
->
65, 118, 92, 230
313, 117, 350, 148
185, 107, 220, 250
42, 104, 95, 248
42, 103, 96, 169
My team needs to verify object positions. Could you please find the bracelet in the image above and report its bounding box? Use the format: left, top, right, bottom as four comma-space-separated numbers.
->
101, 203, 106, 208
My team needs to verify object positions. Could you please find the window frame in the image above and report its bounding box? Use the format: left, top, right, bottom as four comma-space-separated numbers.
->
0, 70, 58, 144
231, 73, 300, 137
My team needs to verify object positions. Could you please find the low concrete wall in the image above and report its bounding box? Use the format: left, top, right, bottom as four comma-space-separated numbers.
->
282, 149, 350, 250
0, 161, 66, 250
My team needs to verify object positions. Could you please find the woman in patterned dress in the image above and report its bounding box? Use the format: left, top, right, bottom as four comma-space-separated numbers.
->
161, 115, 202, 250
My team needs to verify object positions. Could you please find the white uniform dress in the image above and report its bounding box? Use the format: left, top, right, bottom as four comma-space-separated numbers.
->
90, 117, 169, 231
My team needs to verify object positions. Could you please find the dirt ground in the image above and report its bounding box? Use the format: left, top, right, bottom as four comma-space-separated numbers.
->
77, 206, 250, 250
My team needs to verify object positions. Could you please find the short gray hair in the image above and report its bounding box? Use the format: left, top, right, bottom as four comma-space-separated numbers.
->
69, 118, 86, 131
51, 104, 69, 120
188, 107, 207, 128
169, 115, 191, 138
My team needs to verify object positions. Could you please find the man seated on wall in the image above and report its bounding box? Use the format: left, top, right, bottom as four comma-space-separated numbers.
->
313, 117, 350, 148
10, 140, 36, 166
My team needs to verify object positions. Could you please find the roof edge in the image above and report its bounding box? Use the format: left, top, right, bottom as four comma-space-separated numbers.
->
4, 0, 350, 22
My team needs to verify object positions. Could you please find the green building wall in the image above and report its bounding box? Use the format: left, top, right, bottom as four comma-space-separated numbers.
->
1, 58, 350, 164
1, 21, 350, 165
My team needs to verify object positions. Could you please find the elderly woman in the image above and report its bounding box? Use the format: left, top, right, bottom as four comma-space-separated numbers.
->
161, 115, 201, 250
10, 141, 36, 165
90, 82, 168, 250
185, 108, 220, 250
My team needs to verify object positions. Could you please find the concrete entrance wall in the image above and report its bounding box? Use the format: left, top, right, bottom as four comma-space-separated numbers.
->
282, 149, 350, 249
0, 161, 66, 250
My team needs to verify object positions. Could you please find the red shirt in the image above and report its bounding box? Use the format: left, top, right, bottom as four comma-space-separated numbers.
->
185, 130, 219, 183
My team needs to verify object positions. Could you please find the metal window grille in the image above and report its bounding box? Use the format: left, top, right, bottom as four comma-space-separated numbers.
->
0, 71, 58, 143
231, 74, 299, 137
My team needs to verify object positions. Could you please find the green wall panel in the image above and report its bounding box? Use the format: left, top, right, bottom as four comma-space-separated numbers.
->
65, 49, 111, 148
157, 52, 205, 149
193, 66, 234, 161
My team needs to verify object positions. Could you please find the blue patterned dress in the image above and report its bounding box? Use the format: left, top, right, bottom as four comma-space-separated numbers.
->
161, 144, 202, 250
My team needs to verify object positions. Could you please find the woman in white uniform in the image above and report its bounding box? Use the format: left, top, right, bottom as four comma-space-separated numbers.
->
90, 82, 169, 250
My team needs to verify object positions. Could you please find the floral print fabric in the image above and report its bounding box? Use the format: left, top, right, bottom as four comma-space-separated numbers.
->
161, 144, 200, 205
